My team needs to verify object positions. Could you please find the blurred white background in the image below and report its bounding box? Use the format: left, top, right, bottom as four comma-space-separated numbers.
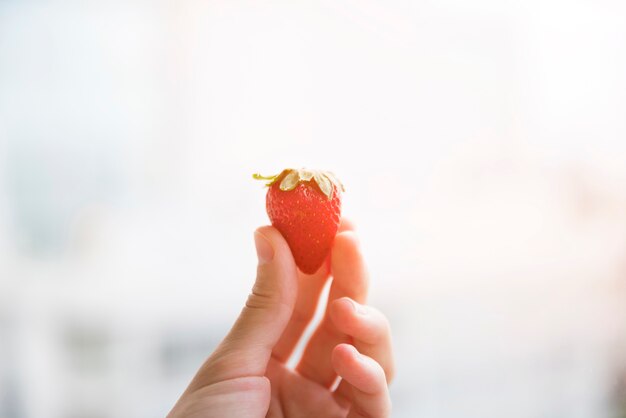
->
1, 0, 626, 417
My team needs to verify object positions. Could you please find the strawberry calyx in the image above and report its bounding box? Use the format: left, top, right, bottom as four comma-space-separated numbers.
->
253, 168, 344, 199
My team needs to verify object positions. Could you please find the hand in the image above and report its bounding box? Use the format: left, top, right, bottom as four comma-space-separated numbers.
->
168, 220, 394, 418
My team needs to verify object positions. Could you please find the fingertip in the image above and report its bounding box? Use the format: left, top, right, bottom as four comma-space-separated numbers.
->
334, 229, 360, 248
254, 230, 275, 265
329, 297, 356, 327
332, 345, 392, 417
330, 296, 354, 311
259, 375, 271, 391
332, 343, 359, 372
338, 217, 356, 232
254, 226, 296, 266
251, 227, 298, 303
254, 225, 285, 248
330, 231, 369, 296
332, 231, 363, 266
332, 344, 386, 395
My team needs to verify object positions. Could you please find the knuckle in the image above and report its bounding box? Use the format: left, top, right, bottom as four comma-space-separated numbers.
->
245, 288, 276, 310
245, 272, 282, 310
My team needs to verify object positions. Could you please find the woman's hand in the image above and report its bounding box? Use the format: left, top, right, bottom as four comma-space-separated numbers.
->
168, 220, 394, 418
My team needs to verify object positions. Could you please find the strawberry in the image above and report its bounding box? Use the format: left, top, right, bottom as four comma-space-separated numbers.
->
254, 168, 344, 274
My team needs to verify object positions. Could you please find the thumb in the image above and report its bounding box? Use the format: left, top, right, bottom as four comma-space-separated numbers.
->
188, 226, 298, 391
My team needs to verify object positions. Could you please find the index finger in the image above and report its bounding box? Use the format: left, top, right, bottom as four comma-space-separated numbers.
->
296, 230, 369, 386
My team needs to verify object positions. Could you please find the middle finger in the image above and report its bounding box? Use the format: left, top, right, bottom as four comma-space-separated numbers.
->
295, 231, 369, 387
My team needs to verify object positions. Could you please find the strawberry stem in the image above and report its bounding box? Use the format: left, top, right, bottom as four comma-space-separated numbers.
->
252, 173, 278, 181
253, 172, 282, 187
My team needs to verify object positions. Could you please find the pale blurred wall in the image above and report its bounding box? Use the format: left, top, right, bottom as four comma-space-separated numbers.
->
1, 1, 626, 418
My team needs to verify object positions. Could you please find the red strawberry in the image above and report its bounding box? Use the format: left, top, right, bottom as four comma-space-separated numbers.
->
254, 168, 344, 274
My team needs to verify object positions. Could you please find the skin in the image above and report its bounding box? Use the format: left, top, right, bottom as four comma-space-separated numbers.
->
168, 219, 394, 418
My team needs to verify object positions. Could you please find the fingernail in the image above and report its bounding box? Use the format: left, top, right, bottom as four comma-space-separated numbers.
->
254, 231, 274, 265
346, 298, 368, 315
